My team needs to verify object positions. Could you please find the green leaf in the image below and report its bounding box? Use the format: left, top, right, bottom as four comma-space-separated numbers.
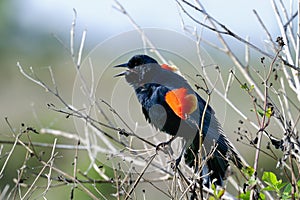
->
281, 194, 292, 200
239, 191, 251, 200
277, 182, 287, 190
265, 107, 273, 118
239, 191, 265, 200
210, 181, 218, 198
211, 181, 216, 191
262, 171, 278, 186
262, 185, 276, 191
257, 109, 265, 117
241, 83, 248, 90
247, 175, 258, 186
259, 193, 266, 200
283, 183, 291, 193
282, 183, 292, 200
241, 83, 254, 92
210, 181, 216, 194
217, 188, 225, 198
242, 166, 255, 177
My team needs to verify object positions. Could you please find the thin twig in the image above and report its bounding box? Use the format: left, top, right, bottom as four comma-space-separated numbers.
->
124, 153, 157, 200
0, 119, 22, 178
113, 0, 168, 64
41, 138, 57, 198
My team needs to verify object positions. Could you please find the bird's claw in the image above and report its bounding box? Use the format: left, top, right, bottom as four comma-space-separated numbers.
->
170, 156, 182, 170
156, 138, 180, 170
175, 156, 182, 166
156, 141, 170, 152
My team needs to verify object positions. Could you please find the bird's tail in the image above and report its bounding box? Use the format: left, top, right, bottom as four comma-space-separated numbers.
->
184, 134, 230, 186
184, 114, 247, 186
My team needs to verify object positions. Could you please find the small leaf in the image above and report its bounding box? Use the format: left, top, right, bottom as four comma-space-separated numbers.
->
281, 194, 292, 200
239, 191, 251, 200
257, 109, 265, 117
242, 166, 255, 177
259, 193, 266, 200
262, 185, 276, 191
241, 83, 249, 90
283, 183, 292, 194
262, 171, 278, 186
265, 107, 273, 118
239, 190, 266, 200
217, 188, 225, 198
247, 175, 257, 186
211, 181, 216, 191
277, 182, 287, 190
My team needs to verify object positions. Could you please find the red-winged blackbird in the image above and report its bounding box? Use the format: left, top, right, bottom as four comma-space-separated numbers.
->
114, 54, 245, 186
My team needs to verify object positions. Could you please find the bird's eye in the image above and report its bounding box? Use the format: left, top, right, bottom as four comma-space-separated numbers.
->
128, 58, 142, 68
134, 58, 142, 66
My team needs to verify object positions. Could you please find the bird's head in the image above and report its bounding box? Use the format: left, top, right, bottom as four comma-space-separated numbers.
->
114, 54, 200, 120
114, 55, 160, 88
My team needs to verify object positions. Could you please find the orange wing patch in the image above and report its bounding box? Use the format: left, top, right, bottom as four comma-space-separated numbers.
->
161, 64, 178, 72
161, 64, 184, 76
165, 88, 198, 119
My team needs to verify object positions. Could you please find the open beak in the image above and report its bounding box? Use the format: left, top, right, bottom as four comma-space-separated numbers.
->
114, 71, 126, 77
113, 63, 128, 77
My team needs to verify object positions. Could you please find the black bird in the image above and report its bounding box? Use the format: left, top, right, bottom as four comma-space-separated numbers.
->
114, 54, 245, 186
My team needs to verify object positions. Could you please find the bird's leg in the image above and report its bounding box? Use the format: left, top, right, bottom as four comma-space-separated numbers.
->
156, 136, 175, 152
172, 140, 187, 168
173, 156, 182, 169
156, 137, 187, 170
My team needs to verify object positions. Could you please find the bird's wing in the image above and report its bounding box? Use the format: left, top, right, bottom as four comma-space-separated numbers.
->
136, 84, 181, 134
200, 101, 245, 170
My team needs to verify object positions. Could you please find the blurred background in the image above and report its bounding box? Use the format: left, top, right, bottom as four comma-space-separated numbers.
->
0, 0, 292, 199
0, 0, 280, 122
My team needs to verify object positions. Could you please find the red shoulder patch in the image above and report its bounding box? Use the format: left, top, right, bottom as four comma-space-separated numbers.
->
161, 64, 184, 77
165, 88, 198, 119
161, 64, 178, 72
